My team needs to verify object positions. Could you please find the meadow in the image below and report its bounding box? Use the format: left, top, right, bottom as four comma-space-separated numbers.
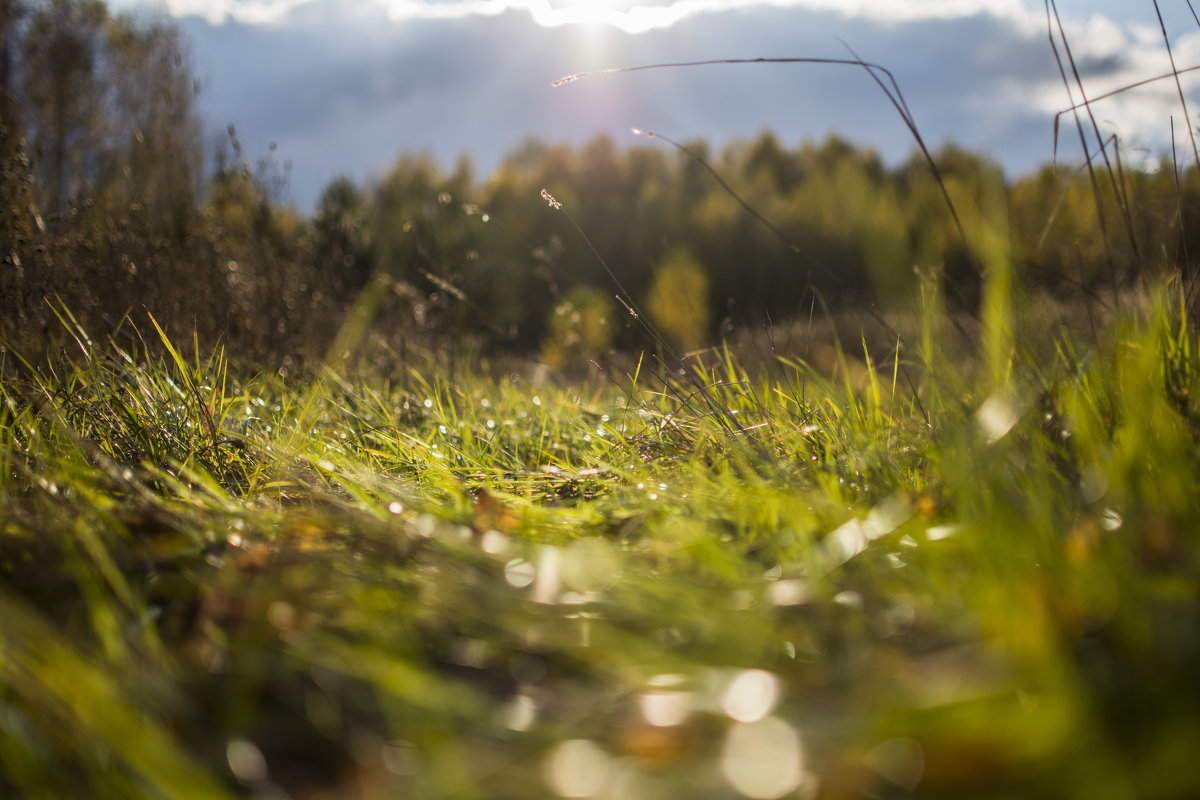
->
3, 273, 1200, 799
4, 2, 1200, 798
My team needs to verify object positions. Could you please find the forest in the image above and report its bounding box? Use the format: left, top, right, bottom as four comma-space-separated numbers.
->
3, 1, 1197, 367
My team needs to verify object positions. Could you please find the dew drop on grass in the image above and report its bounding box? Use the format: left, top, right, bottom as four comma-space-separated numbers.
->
388, 501, 403, 515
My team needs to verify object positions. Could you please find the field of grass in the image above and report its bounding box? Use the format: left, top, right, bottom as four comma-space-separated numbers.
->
2, 284, 1200, 800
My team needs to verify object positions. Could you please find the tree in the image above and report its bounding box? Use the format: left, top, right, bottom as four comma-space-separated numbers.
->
647, 246, 710, 352
312, 176, 374, 302
12, 1, 201, 226
1, 0, 26, 127
20, 0, 107, 216
101, 12, 201, 232
1, 1, 35, 239
2, 2, 238, 354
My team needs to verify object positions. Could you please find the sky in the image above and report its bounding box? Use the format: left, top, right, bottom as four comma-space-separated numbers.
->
109, 0, 1200, 209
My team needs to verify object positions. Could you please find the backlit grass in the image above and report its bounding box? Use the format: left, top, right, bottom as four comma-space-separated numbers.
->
3, 283, 1200, 799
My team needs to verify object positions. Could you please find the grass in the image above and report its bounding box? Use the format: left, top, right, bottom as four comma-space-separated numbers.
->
2, 277, 1200, 799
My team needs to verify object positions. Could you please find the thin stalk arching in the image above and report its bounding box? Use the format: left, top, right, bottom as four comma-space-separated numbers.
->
1045, 0, 1144, 286
553, 54, 971, 258
632, 127, 930, 424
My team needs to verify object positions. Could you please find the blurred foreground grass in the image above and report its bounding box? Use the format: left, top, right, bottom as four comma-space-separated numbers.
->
2, 292, 1200, 800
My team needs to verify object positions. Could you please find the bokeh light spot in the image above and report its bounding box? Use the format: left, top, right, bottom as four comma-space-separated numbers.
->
481, 529, 510, 554
544, 739, 611, 798
720, 717, 805, 799
768, 579, 809, 606
226, 738, 268, 783
640, 674, 692, 727
500, 693, 538, 732
505, 558, 536, 588
722, 669, 779, 723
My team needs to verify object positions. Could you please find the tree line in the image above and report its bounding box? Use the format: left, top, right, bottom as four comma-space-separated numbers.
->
3, 0, 1197, 365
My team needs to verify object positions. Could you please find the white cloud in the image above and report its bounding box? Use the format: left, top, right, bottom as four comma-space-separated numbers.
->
1016, 16, 1200, 168
373, 0, 1043, 34
157, 0, 1200, 206
158, 0, 316, 25
143, 0, 1055, 32
119, 0, 1174, 35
